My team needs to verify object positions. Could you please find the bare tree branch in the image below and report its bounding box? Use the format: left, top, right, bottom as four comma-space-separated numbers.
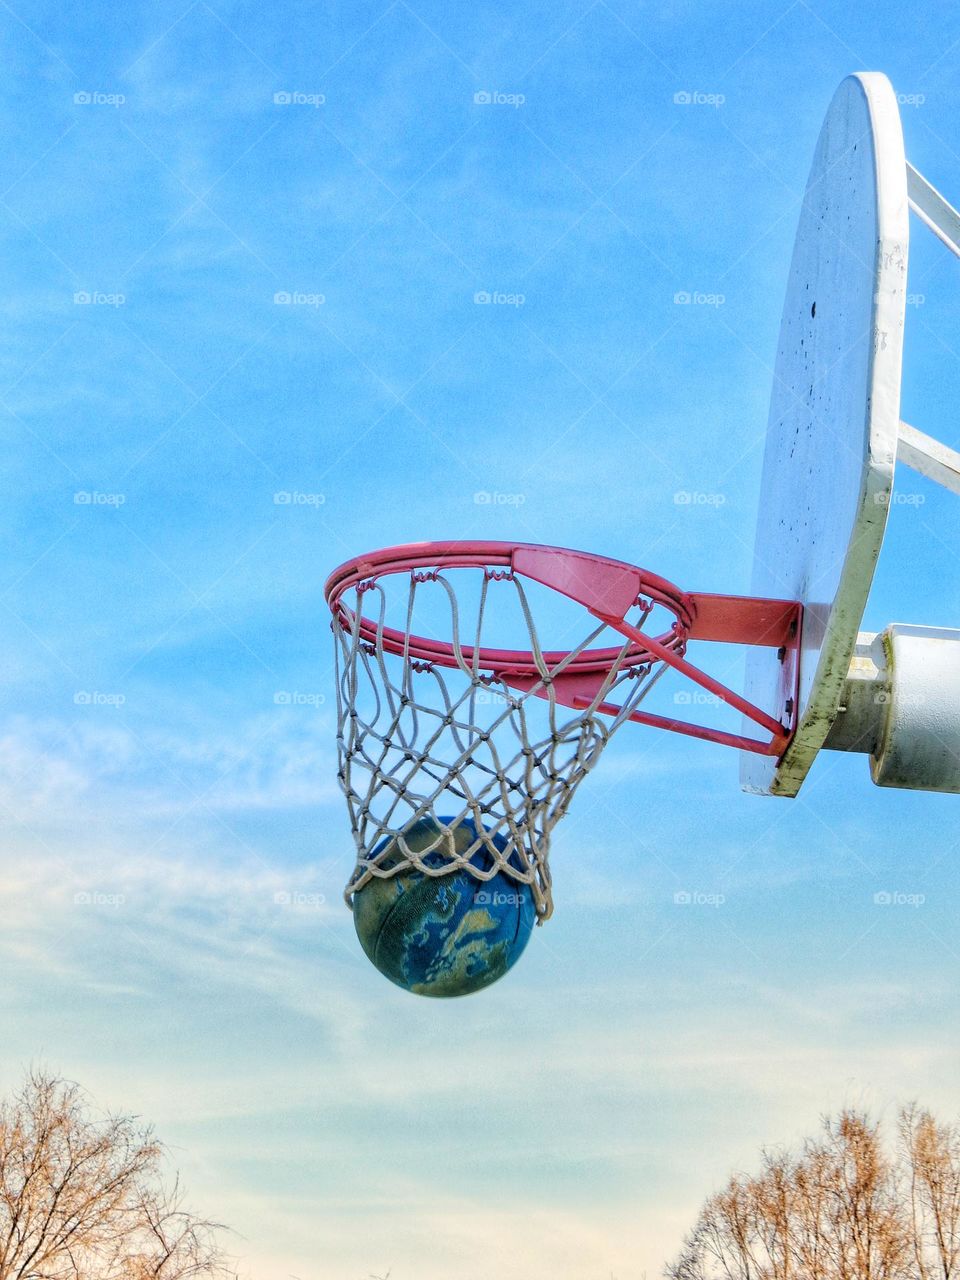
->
665, 1107, 953, 1280
0, 1071, 235, 1280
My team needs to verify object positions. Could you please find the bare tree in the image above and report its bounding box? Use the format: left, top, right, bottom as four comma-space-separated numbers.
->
0, 1070, 234, 1280
667, 1107, 960, 1280
901, 1105, 960, 1280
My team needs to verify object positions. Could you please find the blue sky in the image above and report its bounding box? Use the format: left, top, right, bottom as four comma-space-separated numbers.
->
3, 1, 960, 1276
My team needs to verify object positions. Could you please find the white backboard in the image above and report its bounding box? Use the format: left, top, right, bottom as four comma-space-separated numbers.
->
741, 73, 909, 795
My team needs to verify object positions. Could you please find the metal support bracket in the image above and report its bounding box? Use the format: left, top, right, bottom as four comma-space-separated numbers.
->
897, 420, 960, 497
825, 625, 960, 791
907, 161, 960, 258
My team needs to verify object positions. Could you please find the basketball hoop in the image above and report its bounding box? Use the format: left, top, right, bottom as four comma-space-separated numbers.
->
326, 541, 801, 921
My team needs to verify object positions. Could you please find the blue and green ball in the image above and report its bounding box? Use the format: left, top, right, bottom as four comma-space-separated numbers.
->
352, 816, 537, 997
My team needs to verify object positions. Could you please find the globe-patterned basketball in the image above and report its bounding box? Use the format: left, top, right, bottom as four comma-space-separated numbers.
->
352, 816, 537, 997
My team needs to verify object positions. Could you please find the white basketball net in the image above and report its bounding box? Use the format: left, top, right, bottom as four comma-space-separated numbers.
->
332, 567, 673, 920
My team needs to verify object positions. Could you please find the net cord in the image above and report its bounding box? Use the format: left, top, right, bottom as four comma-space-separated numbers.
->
334, 568, 667, 920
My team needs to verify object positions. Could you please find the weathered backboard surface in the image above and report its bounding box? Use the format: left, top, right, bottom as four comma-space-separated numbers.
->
741, 73, 909, 795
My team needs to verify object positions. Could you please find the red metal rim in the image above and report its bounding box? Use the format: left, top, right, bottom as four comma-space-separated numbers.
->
324, 540, 693, 677
325, 539, 804, 759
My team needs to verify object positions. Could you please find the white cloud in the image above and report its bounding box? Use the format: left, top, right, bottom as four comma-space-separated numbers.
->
0, 712, 341, 828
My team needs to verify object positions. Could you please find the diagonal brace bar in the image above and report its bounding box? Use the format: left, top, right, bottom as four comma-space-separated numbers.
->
898, 420, 960, 497
584, 607, 800, 757
907, 161, 960, 258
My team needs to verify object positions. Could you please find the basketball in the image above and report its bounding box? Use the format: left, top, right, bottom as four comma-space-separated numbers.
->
351, 815, 537, 997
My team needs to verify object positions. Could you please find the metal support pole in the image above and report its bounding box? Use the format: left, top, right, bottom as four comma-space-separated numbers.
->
825, 625, 960, 791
